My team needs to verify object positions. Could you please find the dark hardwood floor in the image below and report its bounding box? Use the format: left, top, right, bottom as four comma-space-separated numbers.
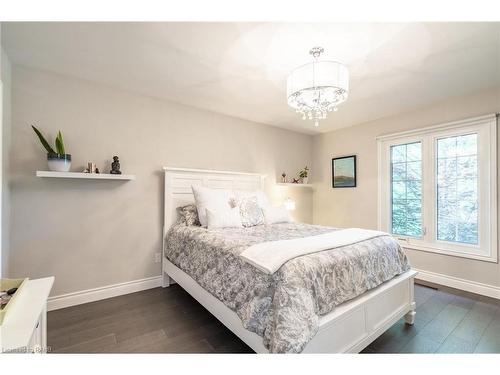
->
47, 282, 500, 353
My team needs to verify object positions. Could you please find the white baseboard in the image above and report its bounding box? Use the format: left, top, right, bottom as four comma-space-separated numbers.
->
47, 269, 500, 311
413, 268, 500, 300
48, 276, 162, 311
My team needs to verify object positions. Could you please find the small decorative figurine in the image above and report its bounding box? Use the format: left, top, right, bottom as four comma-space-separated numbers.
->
110, 156, 122, 174
95, 168, 100, 174
281, 172, 287, 183
292, 178, 300, 184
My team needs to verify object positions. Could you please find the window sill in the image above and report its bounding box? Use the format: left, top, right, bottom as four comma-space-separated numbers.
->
399, 241, 498, 263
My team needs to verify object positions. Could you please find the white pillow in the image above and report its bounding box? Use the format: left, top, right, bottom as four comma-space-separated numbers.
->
206, 207, 243, 229
233, 190, 270, 208
263, 205, 292, 224
191, 185, 234, 227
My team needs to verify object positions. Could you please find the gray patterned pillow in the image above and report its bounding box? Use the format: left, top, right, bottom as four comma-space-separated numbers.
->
238, 196, 264, 227
177, 204, 201, 226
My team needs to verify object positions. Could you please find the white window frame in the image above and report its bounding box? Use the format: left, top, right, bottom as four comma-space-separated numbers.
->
378, 114, 497, 263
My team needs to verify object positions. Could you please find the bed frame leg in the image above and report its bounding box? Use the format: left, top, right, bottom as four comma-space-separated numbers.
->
404, 302, 416, 325
162, 271, 170, 288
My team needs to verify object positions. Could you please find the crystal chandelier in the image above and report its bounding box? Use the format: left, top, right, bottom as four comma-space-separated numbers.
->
287, 47, 349, 127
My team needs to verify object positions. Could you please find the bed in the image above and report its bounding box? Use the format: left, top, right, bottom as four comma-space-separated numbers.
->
162, 167, 417, 353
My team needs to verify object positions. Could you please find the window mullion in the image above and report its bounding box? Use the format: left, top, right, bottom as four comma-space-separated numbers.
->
421, 136, 434, 244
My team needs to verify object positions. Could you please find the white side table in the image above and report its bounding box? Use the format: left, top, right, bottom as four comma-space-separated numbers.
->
0, 277, 54, 353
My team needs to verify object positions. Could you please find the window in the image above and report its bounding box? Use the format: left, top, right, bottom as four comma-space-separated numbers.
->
378, 115, 497, 262
436, 134, 478, 245
390, 142, 422, 237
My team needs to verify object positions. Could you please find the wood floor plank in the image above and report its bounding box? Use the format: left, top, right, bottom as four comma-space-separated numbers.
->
474, 319, 500, 353
449, 294, 478, 310
47, 283, 500, 354
205, 327, 253, 353
48, 287, 182, 330
449, 308, 495, 344
54, 333, 118, 353
104, 330, 170, 353
169, 339, 215, 353
414, 284, 437, 306
399, 335, 441, 353
49, 300, 182, 350
436, 335, 477, 353
397, 298, 470, 353
416, 290, 456, 320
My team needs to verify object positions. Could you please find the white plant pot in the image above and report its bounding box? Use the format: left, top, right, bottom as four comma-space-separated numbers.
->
47, 154, 72, 172
302, 177, 308, 184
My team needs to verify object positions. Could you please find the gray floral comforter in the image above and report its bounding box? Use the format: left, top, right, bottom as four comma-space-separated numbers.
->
164, 223, 410, 353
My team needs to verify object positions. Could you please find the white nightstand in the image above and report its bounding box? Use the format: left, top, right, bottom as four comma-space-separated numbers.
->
0, 277, 54, 353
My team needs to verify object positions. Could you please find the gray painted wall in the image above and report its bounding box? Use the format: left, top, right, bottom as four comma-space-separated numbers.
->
1, 27, 13, 278
8, 62, 500, 298
9, 65, 313, 296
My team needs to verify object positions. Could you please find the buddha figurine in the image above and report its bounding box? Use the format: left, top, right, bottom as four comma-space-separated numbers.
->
110, 156, 122, 174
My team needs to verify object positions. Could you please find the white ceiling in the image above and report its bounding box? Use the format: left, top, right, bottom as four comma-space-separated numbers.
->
3, 22, 499, 134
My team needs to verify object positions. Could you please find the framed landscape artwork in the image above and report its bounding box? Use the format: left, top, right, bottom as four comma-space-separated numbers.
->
332, 155, 356, 188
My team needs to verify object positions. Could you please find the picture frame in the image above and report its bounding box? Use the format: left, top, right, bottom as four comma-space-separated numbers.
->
332, 155, 357, 188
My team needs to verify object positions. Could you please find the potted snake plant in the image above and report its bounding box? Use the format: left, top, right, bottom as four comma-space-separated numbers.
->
32, 125, 71, 172
299, 166, 309, 184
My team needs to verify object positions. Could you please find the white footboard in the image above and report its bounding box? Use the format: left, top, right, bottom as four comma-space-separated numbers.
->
303, 270, 417, 353
163, 257, 417, 353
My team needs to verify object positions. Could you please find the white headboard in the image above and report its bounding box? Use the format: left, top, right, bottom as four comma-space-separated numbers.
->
162, 167, 266, 242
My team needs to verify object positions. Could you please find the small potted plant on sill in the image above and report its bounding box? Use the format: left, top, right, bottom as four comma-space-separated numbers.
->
299, 166, 309, 184
32, 125, 71, 172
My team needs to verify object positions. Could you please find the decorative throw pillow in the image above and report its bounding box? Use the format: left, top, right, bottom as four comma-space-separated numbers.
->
262, 205, 291, 224
238, 196, 265, 227
177, 204, 201, 226
233, 190, 270, 209
192, 185, 234, 227
206, 207, 243, 229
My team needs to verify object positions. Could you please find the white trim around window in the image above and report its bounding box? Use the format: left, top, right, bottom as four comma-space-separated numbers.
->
377, 114, 498, 263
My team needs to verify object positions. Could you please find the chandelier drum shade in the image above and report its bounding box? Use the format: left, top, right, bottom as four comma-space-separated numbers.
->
286, 47, 349, 127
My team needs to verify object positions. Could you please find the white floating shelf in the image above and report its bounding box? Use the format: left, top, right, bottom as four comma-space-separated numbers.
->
276, 183, 313, 188
36, 171, 135, 180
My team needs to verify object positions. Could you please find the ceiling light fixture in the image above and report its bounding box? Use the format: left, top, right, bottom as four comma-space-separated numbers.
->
286, 47, 349, 127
